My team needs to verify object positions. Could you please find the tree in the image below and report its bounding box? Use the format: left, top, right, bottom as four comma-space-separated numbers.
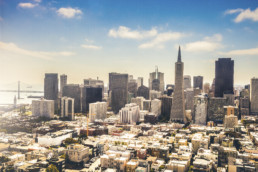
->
60, 154, 66, 159
188, 165, 194, 172
78, 133, 87, 143
234, 139, 242, 150
46, 164, 59, 172
64, 138, 78, 145
5, 166, 15, 172
0, 156, 10, 163
159, 165, 165, 171
150, 169, 155, 172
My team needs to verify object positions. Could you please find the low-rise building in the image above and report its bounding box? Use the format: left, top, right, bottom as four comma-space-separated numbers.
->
37, 129, 74, 147
67, 144, 89, 163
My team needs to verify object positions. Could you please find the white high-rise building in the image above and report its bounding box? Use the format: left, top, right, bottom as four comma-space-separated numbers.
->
61, 97, 74, 120
32, 98, 54, 118
131, 97, 145, 110
194, 94, 208, 125
119, 103, 140, 124
89, 102, 107, 122
151, 99, 161, 116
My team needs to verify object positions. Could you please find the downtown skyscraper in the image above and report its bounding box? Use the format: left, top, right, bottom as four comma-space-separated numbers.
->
250, 78, 258, 115
149, 67, 165, 93
60, 74, 67, 97
215, 58, 234, 97
193, 76, 203, 90
109, 73, 128, 114
170, 47, 185, 123
44, 73, 58, 111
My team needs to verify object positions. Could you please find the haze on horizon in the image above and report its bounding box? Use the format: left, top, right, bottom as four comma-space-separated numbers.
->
0, 0, 258, 89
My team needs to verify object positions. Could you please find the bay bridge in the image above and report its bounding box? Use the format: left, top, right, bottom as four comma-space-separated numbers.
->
0, 81, 44, 99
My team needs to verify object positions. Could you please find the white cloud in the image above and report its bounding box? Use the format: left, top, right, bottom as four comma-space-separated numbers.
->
220, 47, 258, 56
0, 41, 74, 60
108, 26, 185, 49
108, 26, 157, 39
183, 34, 223, 52
225, 8, 258, 23
34, 0, 41, 2
81, 44, 102, 50
18, 3, 37, 8
0, 17, 3, 21
235, 8, 258, 23
225, 8, 243, 15
184, 41, 221, 52
139, 32, 184, 49
57, 7, 82, 19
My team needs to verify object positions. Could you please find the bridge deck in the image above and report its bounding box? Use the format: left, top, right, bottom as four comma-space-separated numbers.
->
0, 90, 43, 93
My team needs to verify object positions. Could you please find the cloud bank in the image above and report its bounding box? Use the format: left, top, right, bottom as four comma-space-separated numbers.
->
183, 34, 223, 52
0, 41, 74, 60
225, 8, 258, 23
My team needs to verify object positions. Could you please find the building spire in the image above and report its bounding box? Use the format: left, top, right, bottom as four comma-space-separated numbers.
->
155, 66, 158, 79
177, 46, 181, 62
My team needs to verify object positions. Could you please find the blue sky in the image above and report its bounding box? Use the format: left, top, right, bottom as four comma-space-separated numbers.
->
0, 0, 258, 89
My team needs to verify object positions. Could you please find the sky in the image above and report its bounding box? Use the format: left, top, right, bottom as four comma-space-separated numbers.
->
0, 0, 258, 90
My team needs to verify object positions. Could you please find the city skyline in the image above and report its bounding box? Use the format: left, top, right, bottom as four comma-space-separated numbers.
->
0, 1, 258, 171
1, 0, 258, 88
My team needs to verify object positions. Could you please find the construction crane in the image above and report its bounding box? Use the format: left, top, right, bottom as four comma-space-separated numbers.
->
87, 113, 95, 136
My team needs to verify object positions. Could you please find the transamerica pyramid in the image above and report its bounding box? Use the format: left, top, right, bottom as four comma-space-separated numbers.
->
170, 46, 186, 123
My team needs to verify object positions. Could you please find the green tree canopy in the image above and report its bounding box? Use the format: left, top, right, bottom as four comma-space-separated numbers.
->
64, 138, 78, 145
46, 164, 59, 172
0, 156, 10, 163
